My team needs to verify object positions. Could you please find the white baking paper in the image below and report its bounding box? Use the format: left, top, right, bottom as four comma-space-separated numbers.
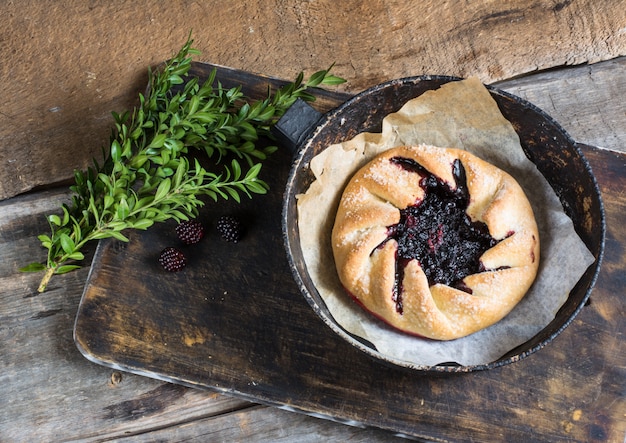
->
296, 77, 596, 367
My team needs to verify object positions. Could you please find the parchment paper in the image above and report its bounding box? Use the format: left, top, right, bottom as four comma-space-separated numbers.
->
296, 77, 596, 366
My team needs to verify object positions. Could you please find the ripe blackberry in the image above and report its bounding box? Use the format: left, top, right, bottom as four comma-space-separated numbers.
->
216, 215, 243, 243
159, 247, 187, 272
176, 219, 204, 244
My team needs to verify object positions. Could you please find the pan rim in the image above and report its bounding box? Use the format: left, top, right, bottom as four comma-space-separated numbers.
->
281, 75, 606, 373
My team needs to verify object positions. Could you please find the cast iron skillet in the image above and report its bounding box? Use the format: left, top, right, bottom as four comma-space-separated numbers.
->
278, 76, 605, 372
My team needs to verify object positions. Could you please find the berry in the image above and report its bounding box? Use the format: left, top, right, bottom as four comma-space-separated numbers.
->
159, 247, 187, 272
176, 219, 204, 244
216, 215, 243, 243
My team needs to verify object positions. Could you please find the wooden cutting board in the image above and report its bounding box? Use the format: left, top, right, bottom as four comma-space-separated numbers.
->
74, 63, 626, 442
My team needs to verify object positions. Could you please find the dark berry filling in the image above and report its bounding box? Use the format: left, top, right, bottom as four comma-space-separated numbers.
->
375, 156, 505, 314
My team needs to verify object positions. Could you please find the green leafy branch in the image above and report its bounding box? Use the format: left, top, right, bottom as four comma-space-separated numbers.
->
22, 33, 345, 292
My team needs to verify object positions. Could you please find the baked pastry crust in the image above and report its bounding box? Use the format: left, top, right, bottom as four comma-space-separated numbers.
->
331, 145, 540, 340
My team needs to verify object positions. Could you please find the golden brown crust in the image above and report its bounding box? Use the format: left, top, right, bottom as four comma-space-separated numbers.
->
331, 145, 540, 340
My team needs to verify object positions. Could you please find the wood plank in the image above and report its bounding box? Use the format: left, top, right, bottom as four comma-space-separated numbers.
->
1, 0, 625, 200
110, 405, 407, 442
496, 56, 626, 154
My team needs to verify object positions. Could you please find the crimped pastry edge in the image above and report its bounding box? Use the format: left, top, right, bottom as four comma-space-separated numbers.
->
331, 145, 540, 340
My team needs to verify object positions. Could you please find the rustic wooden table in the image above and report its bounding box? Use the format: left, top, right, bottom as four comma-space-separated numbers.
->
1, 2, 626, 442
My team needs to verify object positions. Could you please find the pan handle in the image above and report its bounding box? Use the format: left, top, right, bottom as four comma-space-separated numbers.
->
271, 98, 322, 155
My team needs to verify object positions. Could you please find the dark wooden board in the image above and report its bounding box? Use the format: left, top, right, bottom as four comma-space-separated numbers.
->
74, 64, 626, 442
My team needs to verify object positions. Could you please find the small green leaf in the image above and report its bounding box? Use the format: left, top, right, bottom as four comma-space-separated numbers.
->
62, 206, 70, 226
293, 71, 304, 87
297, 91, 316, 102
168, 74, 184, 85
66, 251, 85, 261
109, 231, 130, 242
107, 221, 128, 231
246, 180, 269, 195
264, 145, 278, 155
255, 105, 276, 121
122, 138, 133, 158
238, 121, 258, 141
59, 234, 75, 255
38, 234, 52, 244
72, 221, 83, 244
159, 167, 175, 177
245, 162, 263, 179
321, 74, 347, 85
48, 214, 62, 226
193, 112, 217, 123
136, 196, 155, 209
204, 189, 218, 201
188, 95, 200, 115
167, 210, 188, 221
130, 154, 149, 169
238, 102, 251, 119
306, 69, 328, 87
116, 198, 130, 220
132, 219, 154, 230
55, 265, 82, 275
231, 159, 242, 180
173, 159, 187, 187
130, 126, 143, 140
111, 140, 122, 162
155, 178, 171, 201
20, 263, 47, 272
90, 231, 114, 240
149, 133, 167, 149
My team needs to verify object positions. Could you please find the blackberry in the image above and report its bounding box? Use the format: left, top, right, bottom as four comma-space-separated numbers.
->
158, 247, 187, 272
216, 215, 243, 243
176, 219, 204, 244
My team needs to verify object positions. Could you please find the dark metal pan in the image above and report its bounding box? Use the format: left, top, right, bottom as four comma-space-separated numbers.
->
277, 76, 605, 372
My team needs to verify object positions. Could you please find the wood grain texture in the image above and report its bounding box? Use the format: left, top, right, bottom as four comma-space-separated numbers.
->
110, 405, 408, 442
496, 57, 626, 155
0, 188, 248, 441
1, 0, 625, 200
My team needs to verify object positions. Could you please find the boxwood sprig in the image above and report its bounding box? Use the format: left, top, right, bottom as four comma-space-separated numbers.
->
22, 34, 345, 292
